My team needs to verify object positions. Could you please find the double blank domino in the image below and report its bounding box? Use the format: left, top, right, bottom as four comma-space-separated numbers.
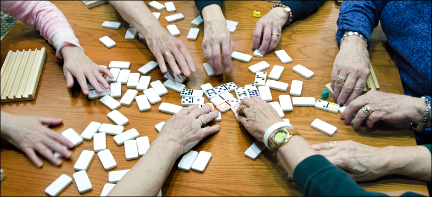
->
203, 63, 216, 77
81, 121, 101, 140
106, 68, 120, 83
120, 89, 138, 106
150, 80, 168, 96
143, 88, 161, 104
113, 128, 139, 145
167, 25, 180, 36
226, 20, 238, 27
136, 76, 151, 91
290, 80, 303, 96
191, 15, 203, 26
138, 61, 159, 75
231, 51, 252, 63
100, 183, 115, 197
109, 61, 130, 69
293, 64, 314, 79
268, 65, 284, 80
45, 174, 72, 196
249, 61, 270, 73
159, 102, 183, 114
227, 25, 236, 33
100, 95, 121, 110
164, 2, 176, 12
165, 13, 184, 23
135, 95, 151, 112
187, 28, 199, 40
99, 36, 116, 49
279, 95, 293, 112
155, 122, 165, 132
269, 101, 285, 118
148, 1, 165, 10
292, 97, 315, 107
137, 136, 150, 156
102, 21, 121, 29
266, 79, 288, 91
311, 119, 337, 136
110, 82, 121, 98
61, 128, 83, 147
244, 141, 266, 160
126, 73, 140, 88
191, 151, 212, 172
73, 170, 92, 193
99, 123, 124, 135
107, 110, 129, 126
109, 169, 130, 183
178, 150, 198, 171
275, 50, 292, 64
74, 150, 94, 171
117, 70, 130, 84
97, 149, 117, 170
125, 28, 137, 40
163, 79, 185, 93
153, 12, 161, 20
124, 140, 139, 160
258, 86, 272, 102
93, 133, 106, 152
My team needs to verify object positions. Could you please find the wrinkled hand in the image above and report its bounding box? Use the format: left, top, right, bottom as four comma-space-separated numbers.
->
236, 97, 283, 141
252, 7, 287, 55
62, 46, 113, 95
342, 90, 425, 130
144, 26, 195, 77
331, 36, 370, 105
158, 105, 220, 157
0, 112, 73, 167
311, 140, 391, 182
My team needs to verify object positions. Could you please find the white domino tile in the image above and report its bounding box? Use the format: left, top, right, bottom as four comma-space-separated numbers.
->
339, 105, 346, 113
73, 170, 92, 193
226, 20, 238, 27
231, 51, 252, 63
100, 183, 115, 197
109, 169, 130, 183
326, 83, 334, 95
266, 79, 288, 91
99, 123, 124, 135
275, 50, 292, 64
167, 25, 180, 36
143, 88, 161, 104
311, 119, 337, 136
74, 150, 94, 171
117, 70, 131, 84
135, 95, 151, 112
254, 71, 267, 86
268, 65, 284, 80
258, 86, 272, 102
293, 64, 314, 79
151, 80, 168, 96
126, 73, 140, 88
109, 61, 130, 69
107, 110, 129, 126
137, 76, 151, 91
120, 89, 138, 106
138, 61, 159, 75
181, 96, 205, 106
269, 101, 285, 118
97, 149, 117, 170
203, 62, 216, 77
244, 141, 266, 160
279, 95, 293, 112
187, 28, 199, 40
125, 28, 137, 40
164, 2, 176, 12
136, 136, 150, 156
191, 151, 212, 172
113, 128, 139, 145
292, 97, 315, 107
153, 12, 161, 19
124, 140, 139, 160
210, 96, 231, 112
201, 83, 217, 99
159, 102, 183, 114
165, 13, 184, 23
164, 70, 187, 83
163, 79, 185, 93
99, 36, 116, 48
158, 190, 162, 196
290, 80, 303, 96
215, 111, 222, 122
180, 89, 203, 98
54, 145, 67, 158
253, 46, 263, 58
102, 21, 121, 29
93, 133, 106, 152
100, 95, 121, 110
106, 68, 120, 83
61, 128, 83, 147
178, 150, 198, 171
45, 174, 72, 196
155, 122, 165, 132
81, 121, 101, 140
148, 1, 165, 10
191, 15, 203, 26
110, 82, 122, 98
248, 61, 270, 73
227, 25, 236, 33
315, 99, 340, 113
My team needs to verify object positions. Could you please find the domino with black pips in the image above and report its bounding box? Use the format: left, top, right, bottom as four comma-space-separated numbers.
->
124, 140, 139, 160
74, 150, 94, 171
181, 96, 204, 106
201, 83, 217, 99
120, 89, 138, 106
113, 128, 139, 145
180, 89, 203, 97
107, 110, 129, 126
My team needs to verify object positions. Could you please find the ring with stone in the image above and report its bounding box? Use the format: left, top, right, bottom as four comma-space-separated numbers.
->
329, 141, 337, 149
336, 75, 345, 83
272, 33, 281, 37
361, 105, 372, 116
164, 51, 171, 57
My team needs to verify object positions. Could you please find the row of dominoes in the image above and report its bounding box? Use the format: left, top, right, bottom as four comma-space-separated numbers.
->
177, 150, 212, 172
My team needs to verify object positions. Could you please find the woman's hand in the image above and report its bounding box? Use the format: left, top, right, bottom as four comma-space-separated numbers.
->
0, 112, 73, 167
157, 105, 220, 158
61, 46, 113, 95
342, 91, 426, 130
252, 7, 288, 55
236, 97, 283, 142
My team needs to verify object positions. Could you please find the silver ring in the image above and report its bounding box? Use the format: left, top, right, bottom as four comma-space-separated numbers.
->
361, 105, 372, 116
198, 118, 207, 126
164, 51, 171, 57
329, 141, 337, 149
272, 33, 281, 37
336, 75, 345, 83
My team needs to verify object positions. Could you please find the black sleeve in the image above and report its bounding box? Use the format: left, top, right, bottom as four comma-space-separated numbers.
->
280, 1, 325, 22
195, 0, 222, 16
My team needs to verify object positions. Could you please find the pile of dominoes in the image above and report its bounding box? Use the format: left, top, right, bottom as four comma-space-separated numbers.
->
46, 1, 378, 196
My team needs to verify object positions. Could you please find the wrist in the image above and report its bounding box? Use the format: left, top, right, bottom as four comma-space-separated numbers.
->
152, 135, 182, 159
61, 45, 83, 59
272, 7, 289, 27
340, 35, 368, 49
202, 4, 225, 26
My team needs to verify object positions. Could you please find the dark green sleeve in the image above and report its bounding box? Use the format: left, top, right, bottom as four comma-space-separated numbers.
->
194, 0, 222, 16
422, 144, 431, 195
293, 155, 425, 196
280, 1, 324, 22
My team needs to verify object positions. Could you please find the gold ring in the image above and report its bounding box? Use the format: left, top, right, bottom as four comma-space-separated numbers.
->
198, 118, 207, 126
164, 51, 171, 57
329, 141, 337, 149
237, 105, 247, 115
361, 105, 372, 116
272, 33, 281, 37
336, 76, 345, 83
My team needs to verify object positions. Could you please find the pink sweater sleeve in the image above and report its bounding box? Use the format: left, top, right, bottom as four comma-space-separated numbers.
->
1, 1, 84, 59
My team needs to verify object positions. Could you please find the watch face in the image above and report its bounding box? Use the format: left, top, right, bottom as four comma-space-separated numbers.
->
273, 130, 288, 144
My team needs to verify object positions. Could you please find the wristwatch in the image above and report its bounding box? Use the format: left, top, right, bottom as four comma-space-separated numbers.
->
269, 127, 300, 151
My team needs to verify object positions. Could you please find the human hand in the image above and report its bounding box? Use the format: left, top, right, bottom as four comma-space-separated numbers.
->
252, 7, 287, 55
157, 105, 220, 158
236, 97, 283, 141
0, 112, 73, 168
202, 4, 233, 74
331, 35, 370, 105
61, 46, 113, 95
142, 26, 195, 77
342, 90, 426, 130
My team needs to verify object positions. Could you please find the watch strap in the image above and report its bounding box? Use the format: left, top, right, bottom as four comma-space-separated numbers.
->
263, 122, 293, 149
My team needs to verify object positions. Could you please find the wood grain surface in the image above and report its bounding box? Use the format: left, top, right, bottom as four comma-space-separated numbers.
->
0, 1, 428, 196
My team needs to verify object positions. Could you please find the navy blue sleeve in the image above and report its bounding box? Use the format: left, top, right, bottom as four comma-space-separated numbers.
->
280, 1, 324, 22
195, 0, 222, 16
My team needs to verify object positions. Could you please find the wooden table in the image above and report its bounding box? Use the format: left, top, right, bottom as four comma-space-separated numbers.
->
1, 1, 428, 196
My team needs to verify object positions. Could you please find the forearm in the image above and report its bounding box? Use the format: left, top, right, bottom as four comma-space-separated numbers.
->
108, 137, 180, 196
385, 145, 431, 181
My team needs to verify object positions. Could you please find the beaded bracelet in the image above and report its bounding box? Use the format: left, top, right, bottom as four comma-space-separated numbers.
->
410, 96, 431, 132
340, 31, 368, 48
272, 3, 293, 28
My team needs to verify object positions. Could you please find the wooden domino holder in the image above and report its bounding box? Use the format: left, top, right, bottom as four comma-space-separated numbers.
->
363, 63, 379, 92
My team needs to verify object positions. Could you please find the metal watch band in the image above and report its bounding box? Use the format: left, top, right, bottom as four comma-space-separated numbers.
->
410, 96, 431, 132
340, 31, 368, 48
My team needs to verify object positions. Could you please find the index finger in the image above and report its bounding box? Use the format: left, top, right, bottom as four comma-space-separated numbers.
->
221, 39, 233, 72
259, 26, 272, 55
154, 49, 168, 74
179, 43, 195, 73
239, 97, 255, 107
336, 73, 357, 105
343, 95, 367, 125
252, 21, 264, 50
